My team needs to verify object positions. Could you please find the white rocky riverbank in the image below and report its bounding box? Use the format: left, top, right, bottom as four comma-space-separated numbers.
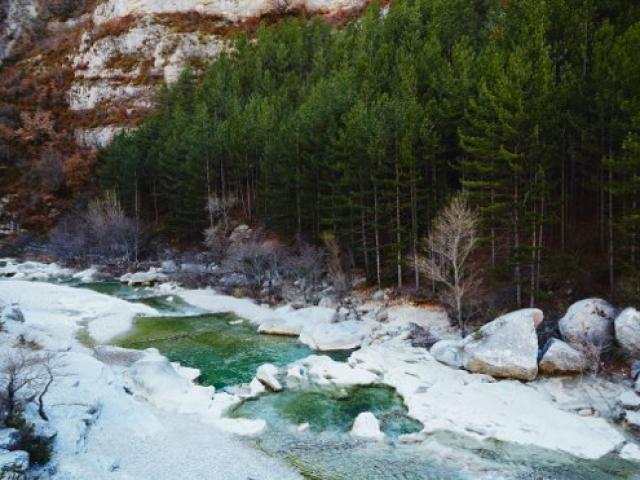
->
1, 260, 640, 478
0, 279, 301, 480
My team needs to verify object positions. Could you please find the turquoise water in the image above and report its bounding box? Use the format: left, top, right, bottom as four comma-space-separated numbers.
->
233, 386, 423, 437
65, 280, 203, 315
115, 314, 350, 388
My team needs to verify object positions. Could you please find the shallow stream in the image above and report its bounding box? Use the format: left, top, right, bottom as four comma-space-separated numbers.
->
42, 278, 640, 479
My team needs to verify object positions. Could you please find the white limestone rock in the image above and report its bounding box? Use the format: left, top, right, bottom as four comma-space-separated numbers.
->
351, 341, 626, 460
68, 80, 150, 111
94, 0, 368, 25
558, 298, 615, 351
539, 338, 588, 375
619, 391, 640, 410
256, 363, 282, 392
350, 412, 384, 441
625, 410, 640, 431
93, 345, 146, 367
119, 268, 168, 285
0, 449, 29, 475
75, 126, 130, 148
0, 429, 20, 450
286, 355, 377, 388
430, 339, 463, 368
299, 320, 372, 351
620, 442, 640, 462
0, 303, 24, 323
258, 306, 337, 336
615, 307, 640, 358
461, 308, 543, 381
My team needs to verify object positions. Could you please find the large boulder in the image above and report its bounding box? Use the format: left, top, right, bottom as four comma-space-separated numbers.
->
299, 320, 372, 351
615, 308, 640, 358
558, 299, 615, 351
539, 338, 589, 375
258, 307, 337, 337
350, 412, 384, 441
119, 268, 168, 286
430, 339, 464, 368
461, 308, 543, 381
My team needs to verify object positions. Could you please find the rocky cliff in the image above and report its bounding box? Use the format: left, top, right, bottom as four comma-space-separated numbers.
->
0, 0, 366, 231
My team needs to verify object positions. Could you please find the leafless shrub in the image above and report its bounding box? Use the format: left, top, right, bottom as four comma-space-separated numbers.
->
205, 194, 237, 232
203, 225, 228, 263
286, 241, 326, 303
224, 239, 285, 301
575, 339, 612, 376
48, 191, 143, 263
418, 195, 480, 336
322, 233, 353, 307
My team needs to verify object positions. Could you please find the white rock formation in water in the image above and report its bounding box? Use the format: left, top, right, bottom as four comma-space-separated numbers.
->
256, 363, 282, 391
350, 412, 384, 441
299, 320, 371, 351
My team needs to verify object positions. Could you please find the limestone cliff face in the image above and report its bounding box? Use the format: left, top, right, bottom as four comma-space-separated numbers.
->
3, 0, 367, 147
0, 0, 366, 229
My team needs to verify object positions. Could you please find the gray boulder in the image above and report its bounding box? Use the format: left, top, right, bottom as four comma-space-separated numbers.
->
372, 290, 385, 302
615, 307, 640, 358
160, 260, 178, 273
558, 298, 615, 351
229, 224, 252, 243
539, 338, 589, 375
430, 339, 463, 368
462, 308, 543, 381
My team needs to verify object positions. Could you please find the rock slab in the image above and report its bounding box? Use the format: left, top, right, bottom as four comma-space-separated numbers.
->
350, 412, 384, 441
539, 338, 588, 375
462, 309, 543, 381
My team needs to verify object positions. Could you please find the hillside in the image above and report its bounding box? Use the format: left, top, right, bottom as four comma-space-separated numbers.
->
0, 0, 366, 231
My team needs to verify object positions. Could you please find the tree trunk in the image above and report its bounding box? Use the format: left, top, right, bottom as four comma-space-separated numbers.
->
395, 162, 403, 289
373, 182, 382, 289
514, 172, 522, 307
608, 165, 614, 293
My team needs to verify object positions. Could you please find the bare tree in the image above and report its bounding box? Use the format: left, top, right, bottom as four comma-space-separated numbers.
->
203, 224, 228, 263
322, 233, 356, 314
418, 195, 480, 335
286, 241, 326, 303
0, 349, 57, 424
205, 194, 237, 231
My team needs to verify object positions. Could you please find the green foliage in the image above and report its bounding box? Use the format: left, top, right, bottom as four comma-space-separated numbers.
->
98, 0, 640, 304
3, 411, 53, 466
